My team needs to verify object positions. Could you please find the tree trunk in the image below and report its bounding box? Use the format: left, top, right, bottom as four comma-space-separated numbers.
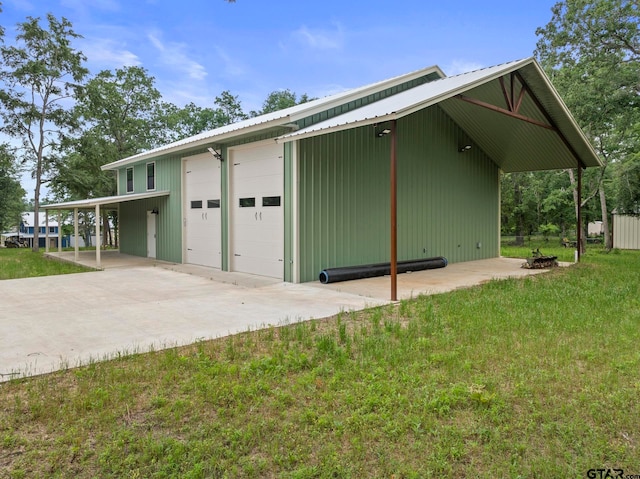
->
32, 162, 42, 253
514, 173, 525, 245
103, 213, 109, 248
566, 168, 586, 254
599, 183, 612, 249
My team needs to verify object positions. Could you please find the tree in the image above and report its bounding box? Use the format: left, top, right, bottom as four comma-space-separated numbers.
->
536, 0, 640, 249
53, 66, 165, 246
214, 90, 248, 124
0, 14, 88, 251
159, 101, 226, 142
0, 144, 26, 234
251, 89, 314, 116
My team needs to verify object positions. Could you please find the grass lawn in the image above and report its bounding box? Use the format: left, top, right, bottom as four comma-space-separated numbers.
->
1, 247, 639, 477
0, 248, 92, 280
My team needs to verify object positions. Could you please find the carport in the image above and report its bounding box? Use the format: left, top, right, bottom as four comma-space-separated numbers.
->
43, 191, 169, 268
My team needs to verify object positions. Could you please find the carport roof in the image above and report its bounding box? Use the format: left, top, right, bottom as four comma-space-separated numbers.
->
43, 190, 170, 210
276, 58, 602, 172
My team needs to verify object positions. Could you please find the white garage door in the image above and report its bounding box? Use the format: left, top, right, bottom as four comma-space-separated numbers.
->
229, 142, 284, 279
184, 153, 221, 268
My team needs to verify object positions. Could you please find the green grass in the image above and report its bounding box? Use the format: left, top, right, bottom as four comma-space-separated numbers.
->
501, 235, 606, 262
1, 249, 639, 477
0, 248, 92, 279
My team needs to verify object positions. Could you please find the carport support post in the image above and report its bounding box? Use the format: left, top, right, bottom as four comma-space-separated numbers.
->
390, 119, 398, 301
74, 208, 79, 261
45, 213, 49, 253
95, 204, 101, 269
57, 211, 62, 252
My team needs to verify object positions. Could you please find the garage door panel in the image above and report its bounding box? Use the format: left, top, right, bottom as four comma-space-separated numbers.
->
230, 143, 284, 279
184, 154, 221, 268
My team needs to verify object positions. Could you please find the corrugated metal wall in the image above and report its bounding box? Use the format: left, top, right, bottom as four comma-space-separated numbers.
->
297, 104, 499, 283
119, 155, 183, 263
613, 215, 640, 250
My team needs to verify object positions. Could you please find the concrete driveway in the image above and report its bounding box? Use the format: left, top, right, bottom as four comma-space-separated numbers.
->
1, 252, 557, 381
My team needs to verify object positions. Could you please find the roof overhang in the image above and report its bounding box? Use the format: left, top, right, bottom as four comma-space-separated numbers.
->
101, 65, 445, 172
43, 190, 170, 210
276, 58, 602, 173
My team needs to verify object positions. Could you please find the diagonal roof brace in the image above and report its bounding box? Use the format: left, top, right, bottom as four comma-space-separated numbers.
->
455, 93, 556, 131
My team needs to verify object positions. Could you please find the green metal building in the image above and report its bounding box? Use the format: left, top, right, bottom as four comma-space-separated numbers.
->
45, 58, 601, 284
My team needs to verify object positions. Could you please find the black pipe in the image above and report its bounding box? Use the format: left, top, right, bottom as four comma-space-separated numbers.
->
319, 257, 447, 284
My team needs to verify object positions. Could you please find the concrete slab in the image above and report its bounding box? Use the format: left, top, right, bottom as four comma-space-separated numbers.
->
2, 252, 566, 381
0, 264, 388, 381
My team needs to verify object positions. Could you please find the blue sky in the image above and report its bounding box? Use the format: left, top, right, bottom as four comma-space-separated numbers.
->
2, 0, 560, 195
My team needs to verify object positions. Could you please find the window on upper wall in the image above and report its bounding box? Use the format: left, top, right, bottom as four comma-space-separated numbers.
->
126, 167, 134, 193
146, 162, 155, 191
49, 227, 56, 233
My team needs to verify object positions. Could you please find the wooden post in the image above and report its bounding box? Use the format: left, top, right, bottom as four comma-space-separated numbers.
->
390, 120, 398, 301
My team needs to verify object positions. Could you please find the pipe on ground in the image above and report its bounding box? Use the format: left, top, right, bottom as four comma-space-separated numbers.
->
319, 257, 447, 284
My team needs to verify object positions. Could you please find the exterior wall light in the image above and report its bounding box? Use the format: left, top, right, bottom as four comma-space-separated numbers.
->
458, 145, 472, 152
377, 128, 392, 137
151, 208, 159, 215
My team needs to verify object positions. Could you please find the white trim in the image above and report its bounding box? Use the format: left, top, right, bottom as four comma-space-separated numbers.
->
146, 161, 156, 191
43, 190, 170, 210
291, 140, 300, 283
181, 156, 187, 264
126, 166, 134, 193
101, 65, 444, 171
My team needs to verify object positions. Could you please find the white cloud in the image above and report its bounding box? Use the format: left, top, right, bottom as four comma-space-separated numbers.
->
147, 30, 207, 81
292, 23, 344, 50
444, 59, 485, 76
215, 46, 246, 78
60, 0, 121, 13
79, 38, 141, 69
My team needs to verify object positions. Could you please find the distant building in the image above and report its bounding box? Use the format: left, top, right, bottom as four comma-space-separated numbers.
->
613, 215, 640, 250
588, 221, 604, 236
19, 212, 69, 249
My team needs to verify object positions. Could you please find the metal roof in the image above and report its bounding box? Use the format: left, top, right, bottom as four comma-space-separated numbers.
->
276, 58, 601, 172
43, 190, 170, 210
102, 65, 445, 171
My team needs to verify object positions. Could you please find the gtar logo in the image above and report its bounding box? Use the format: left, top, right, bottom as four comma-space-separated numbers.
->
587, 469, 624, 479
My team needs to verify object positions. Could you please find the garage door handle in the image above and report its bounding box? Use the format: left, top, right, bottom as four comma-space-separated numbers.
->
234, 254, 241, 256
255, 212, 258, 220
259, 212, 262, 221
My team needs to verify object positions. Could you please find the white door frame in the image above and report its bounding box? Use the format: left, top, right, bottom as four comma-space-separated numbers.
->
146, 210, 157, 259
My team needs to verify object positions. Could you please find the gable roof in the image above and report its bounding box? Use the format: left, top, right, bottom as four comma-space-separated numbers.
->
102, 65, 445, 171
21, 212, 59, 228
276, 58, 601, 172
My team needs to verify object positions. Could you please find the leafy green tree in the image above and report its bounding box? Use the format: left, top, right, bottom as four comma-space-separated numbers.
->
214, 90, 248, 125
159, 102, 226, 142
0, 144, 26, 234
52, 66, 165, 246
536, 0, 640, 249
0, 14, 88, 251
251, 89, 314, 116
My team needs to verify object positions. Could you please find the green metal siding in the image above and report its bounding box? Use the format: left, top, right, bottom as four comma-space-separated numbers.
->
118, 155, 183, 262
297, 104, 499, 283
295, 72, 442, 129
283, 142, 294, 282
220, 146, 229, 271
